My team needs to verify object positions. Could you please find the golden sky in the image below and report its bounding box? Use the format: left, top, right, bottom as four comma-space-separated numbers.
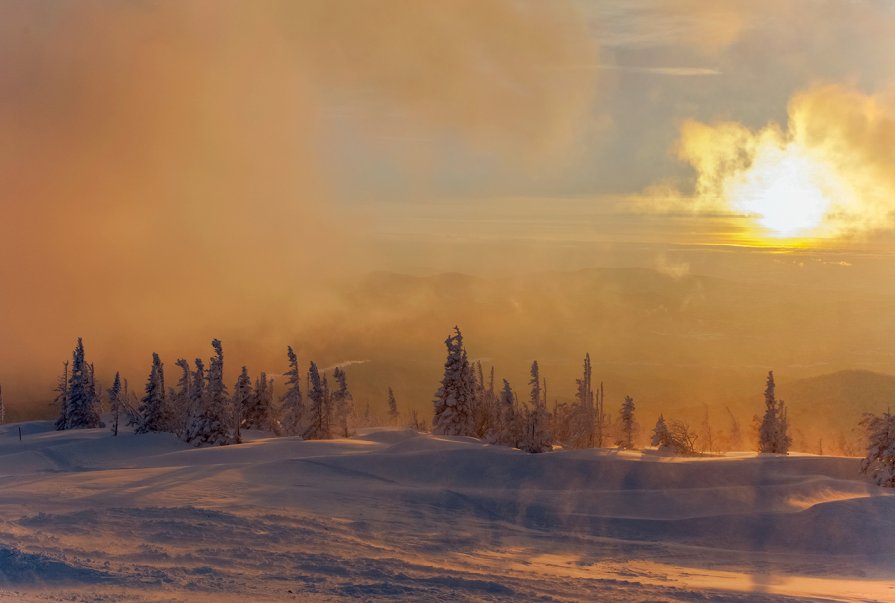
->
2, 1, 895, 412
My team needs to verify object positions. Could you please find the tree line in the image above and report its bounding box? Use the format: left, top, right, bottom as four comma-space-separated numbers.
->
38, 329, 895, 489
53, 338, 354, 446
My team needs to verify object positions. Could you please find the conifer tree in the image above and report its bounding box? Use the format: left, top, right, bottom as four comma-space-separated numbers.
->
861, 409, 895, 487
86, 363, 100, 421
471, 361, 489, 437
136, 353, 167, 434
564, 353, 597, 449
171, 358, 192, 437
181, 358, 206, 442
304, 361, 330, 440
232, 366, 253, 442
244, 371, 275, 432
331, 367, 353, 437
56, 338, 101, 430
618, 395, 636, 449
651, 414, 669, 449
280, 346, 304, 436
185, 339, 237, 446
497, 379, 519, 447
108, 372, 122, 436
432, 326, 476, 436
520, 361, 552, 453
387, 387, 399, 421
758, 371, 791, 454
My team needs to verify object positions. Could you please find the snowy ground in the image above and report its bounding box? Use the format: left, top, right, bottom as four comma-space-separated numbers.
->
1, 422, 894, 602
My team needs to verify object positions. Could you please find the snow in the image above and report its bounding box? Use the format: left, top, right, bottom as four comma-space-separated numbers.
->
1, 421, 894, 601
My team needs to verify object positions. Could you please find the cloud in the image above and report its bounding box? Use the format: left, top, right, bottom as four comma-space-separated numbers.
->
667, 85, 895, 241
598, 64, 721, 77
0, 0, 600, 404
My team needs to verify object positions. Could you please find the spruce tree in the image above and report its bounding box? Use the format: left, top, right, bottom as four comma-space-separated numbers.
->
181, 358, 206, 442
136, 353, 167, 434
387, 387, 399, 421
618, 395, 636, 449
57, 338, 101, 430
172, 358, 192, 437
331, 367, 353, 437
497, 379, 519, 447
185, 339, 237, 446
565, 352, 597, 449
245, 371, 275, 432
304, 361, 330, 440
520, 361, 552, 453
758, 371, 791, 454
108, 372, 122, 436
232, 366, 253, 441
861, 409, 895, 487
651, 414, 670, 449
432, 326, 476, 436
280, 346, 304, 436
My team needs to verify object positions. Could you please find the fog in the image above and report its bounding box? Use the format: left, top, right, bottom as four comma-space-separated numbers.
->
2, 1, 895, 453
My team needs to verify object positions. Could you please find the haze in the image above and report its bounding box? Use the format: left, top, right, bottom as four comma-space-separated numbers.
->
3, 0, 895, 447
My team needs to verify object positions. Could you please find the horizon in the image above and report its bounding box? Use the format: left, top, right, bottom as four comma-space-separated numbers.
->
2, 0, 895, 442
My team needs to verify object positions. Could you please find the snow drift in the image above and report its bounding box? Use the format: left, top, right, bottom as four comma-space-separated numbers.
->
1, 421, 893, 601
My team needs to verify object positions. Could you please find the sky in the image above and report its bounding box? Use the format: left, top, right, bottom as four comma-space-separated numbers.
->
2, 1, 895, 415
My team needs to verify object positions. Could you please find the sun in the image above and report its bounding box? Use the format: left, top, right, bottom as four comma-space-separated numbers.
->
725, 144, 837, 240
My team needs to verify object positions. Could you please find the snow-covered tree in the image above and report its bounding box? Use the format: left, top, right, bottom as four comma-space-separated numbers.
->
304, 361, 330, 440
519, 361, 552, 453
280, 346, 304, 437
651, 414, 669, 448
86, 362, 100, 420
232, 366, 253, 441
245, 371, 276, 432
758, 371, 791, 454
185, 339, 237, 447
180, 358, 207, 441
387, 387, 399, 420
432, 326, 476, 436
136, 353, 167, 434
108, 372, 122, 436
618, 395, 636, 449
331, 367, 353, 437
651, 414, 698, 454
861, 410, 895, 487
562, 353, 597, 449
56, 338, 101, 430
496, 379, 520, 447
470, 361, 487, 437
169, 358, 192, 437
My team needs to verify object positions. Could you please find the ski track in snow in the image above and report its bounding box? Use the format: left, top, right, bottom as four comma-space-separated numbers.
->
1, 422, 894, 602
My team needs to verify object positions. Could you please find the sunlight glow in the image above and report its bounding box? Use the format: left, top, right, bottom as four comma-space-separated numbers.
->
678, 85, 895, 247
726, 146, 836, 238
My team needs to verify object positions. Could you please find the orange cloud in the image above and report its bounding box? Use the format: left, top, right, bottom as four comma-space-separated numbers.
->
0, 0, 599, 404
671, 85, 895, 242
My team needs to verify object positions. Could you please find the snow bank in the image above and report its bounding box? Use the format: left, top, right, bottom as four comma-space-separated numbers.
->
1, 423, 893, 601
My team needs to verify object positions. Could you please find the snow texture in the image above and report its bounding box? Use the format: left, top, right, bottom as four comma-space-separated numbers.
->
1, 419, 894, 602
